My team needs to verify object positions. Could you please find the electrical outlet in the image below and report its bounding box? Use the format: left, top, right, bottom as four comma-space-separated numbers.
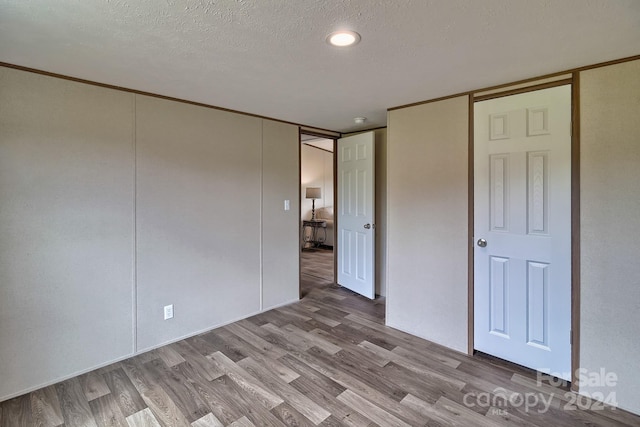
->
284, 199, 290, 211
164, 304, 174, 320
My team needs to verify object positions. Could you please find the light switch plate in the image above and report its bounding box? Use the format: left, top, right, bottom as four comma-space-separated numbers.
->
284, 200, 290, 211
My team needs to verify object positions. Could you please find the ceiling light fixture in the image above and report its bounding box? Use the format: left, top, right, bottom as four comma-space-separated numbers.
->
327, 30, 361, 47
354, 117, 366, 124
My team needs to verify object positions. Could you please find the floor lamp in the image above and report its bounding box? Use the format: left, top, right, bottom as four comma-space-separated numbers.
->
305, 187, 321, 220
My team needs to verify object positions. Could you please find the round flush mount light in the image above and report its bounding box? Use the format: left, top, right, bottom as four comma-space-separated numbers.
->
354, 117, 367, 124
327, 30, 361, 47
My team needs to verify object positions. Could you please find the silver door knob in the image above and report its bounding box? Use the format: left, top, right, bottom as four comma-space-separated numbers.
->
364, 223, 371, 229
477, 238, 487, 247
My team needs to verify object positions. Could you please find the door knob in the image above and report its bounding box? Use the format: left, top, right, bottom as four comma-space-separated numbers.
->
477, 238, 487, 247
364, 223, 371, 229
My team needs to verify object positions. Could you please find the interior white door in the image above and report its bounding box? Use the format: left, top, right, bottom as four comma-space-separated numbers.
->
337, 132, 375, 299
474, 85, 572, 380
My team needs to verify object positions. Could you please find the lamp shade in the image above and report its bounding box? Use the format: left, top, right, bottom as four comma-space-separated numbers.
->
305, 187, 321, 199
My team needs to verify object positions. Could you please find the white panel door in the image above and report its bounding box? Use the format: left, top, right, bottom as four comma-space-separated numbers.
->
337, 132, 375, 299
474, 85, 572, 380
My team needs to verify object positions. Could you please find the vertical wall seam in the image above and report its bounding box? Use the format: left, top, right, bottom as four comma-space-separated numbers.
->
132, 94, 138, 354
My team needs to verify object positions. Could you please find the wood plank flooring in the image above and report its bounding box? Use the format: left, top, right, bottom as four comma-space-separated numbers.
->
2, 270, 639, 426
300, 248, 334, 284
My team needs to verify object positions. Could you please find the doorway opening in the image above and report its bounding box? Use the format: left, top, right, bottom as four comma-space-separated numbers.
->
299, 129, 382, 302
300, 133, 336, 297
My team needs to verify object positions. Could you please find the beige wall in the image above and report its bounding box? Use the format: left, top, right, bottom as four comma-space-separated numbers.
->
135, 95, 263, 351
301, 144, 333, 220
0, 67, 135, 399
0, 67, 300, 401
579, 59, 640, 415
386, 97, 469, 352
262, 120, 300, 309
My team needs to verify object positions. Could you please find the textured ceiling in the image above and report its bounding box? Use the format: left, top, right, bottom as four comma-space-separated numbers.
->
1, 1, 639, 132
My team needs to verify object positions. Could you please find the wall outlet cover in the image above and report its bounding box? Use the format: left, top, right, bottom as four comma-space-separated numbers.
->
164, 304, 174, 320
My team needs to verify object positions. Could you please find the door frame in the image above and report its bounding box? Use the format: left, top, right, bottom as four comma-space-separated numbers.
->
298, 129, 339, 298
467, 74, 581, 391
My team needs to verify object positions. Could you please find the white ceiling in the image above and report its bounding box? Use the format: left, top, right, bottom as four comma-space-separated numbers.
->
1, 1, 639, 133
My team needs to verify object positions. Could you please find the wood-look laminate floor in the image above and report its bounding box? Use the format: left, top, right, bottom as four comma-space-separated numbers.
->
301, 248, 334, 284
2, 278, 639, 426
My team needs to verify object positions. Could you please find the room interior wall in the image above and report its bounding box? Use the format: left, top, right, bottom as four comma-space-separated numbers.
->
386, 97, 469, 353
323, 146, 333, 210
0, 66, 300, 401
301, 144, 333, 221
262, 120, 300, 310
135, 95, 263, 351
0, 67, 135, 399
579, 59, 640, 415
